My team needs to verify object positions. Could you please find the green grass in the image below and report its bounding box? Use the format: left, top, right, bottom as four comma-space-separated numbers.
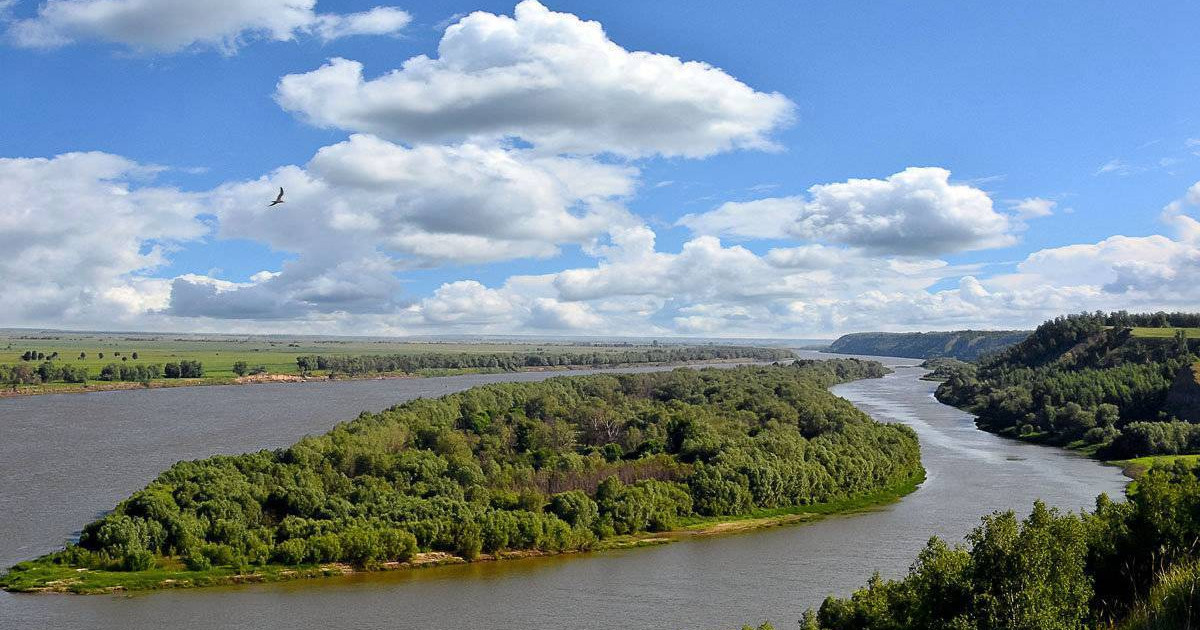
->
0, 561, 348, 594
1127, 327, 1200, 339
2, 469, 927, 594
1, 331, 731, 395
1110, 454, 1200, 479
1, 333, 648, 378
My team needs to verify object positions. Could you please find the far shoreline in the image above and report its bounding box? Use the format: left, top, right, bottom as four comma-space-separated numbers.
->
0, 357, 780, 400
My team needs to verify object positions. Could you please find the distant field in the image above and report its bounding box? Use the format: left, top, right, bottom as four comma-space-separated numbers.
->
0, 333, 682, 378
1128, 327, 1200, 339
0, 332, 792, 397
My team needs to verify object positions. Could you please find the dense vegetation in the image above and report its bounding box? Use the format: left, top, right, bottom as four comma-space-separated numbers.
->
807, 461, 1200, 629
935, 312, 1200, 458
827, 330, 1030, 361
1, 360, 922, 590
294, 345, 794, 376
1, 360, 203, 386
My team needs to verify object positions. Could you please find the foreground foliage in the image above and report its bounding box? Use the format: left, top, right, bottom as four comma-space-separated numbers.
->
809, 461, 1200, 629
2, 360, 922, 591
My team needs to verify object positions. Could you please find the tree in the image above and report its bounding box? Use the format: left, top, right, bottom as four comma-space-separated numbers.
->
232, 361, 249, 377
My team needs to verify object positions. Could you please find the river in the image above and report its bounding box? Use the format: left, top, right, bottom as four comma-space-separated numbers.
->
0, 352, 1128, 629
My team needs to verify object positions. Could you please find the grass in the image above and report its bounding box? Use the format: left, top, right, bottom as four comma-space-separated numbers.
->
1, 331, 749, 396
1, 469, 926, 594
0, 333, 650, 378
1127, 327, 1200, 339
1109, 454, 1200, 479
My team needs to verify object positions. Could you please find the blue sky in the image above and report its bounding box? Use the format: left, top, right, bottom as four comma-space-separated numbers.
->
3, 0, 1199, 337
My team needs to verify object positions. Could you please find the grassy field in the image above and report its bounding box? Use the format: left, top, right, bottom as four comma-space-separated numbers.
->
1128, 327, 1200, 339
0, 330, 785, 396
0, 332, 636, 378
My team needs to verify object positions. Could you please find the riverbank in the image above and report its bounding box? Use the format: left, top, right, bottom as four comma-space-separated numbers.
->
0, 357, 774, 399
0, 470, 925, 595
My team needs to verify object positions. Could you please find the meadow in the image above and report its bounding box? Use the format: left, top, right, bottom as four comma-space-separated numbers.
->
0, 330, 790, 395
1128, 326, 1200, 339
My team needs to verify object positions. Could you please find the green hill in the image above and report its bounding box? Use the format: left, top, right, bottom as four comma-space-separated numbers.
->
935, 312, 1200, 458
826, 330, 1030, 361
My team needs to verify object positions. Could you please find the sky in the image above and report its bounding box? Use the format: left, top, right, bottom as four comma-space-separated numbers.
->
2, 0, 1200, 338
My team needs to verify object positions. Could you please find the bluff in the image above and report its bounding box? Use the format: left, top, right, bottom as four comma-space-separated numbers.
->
826, 330, 1030, 360
934, 312, 1200, 458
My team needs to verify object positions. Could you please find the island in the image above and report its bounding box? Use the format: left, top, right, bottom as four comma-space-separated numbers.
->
1, 359, 923, 593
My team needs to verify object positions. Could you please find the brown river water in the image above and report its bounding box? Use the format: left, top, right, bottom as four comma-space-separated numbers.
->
0, 352, 1128, 629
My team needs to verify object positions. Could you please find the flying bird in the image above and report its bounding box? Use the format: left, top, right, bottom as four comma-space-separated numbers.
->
268, 187, 285, 207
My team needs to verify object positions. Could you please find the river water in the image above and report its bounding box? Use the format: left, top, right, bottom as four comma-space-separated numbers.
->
0, 353, 1128, 629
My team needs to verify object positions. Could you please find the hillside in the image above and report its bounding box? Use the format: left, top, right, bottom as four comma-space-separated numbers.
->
935, 312, 1200, 458
826, 330, 1030, 360
1, 360, 922, 593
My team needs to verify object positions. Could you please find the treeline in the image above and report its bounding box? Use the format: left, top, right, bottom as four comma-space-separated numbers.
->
827, 330, 1030, 361
807, 461, 1200, 629
1, 362, 88, 385
1, 360, 203, 386
3, 360, 921, 579
935, 312, 1198, 458
295, 346, 795, 377
18, 350, 60, 361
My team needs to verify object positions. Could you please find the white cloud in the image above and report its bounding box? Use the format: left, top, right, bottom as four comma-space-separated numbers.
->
0, 152, 207, 326
166, 134, 641, 320
275, 0, 793, 157
417, 280, 519, 325
8, 0, 410, 53
1095, 158, 1143, 176
407, 181, 1200, 337
680, 167, 1015, 255
312, 6, 410, 42
1010, 196, 1056, 219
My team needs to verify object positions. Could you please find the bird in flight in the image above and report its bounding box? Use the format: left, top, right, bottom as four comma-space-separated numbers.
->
268, 187, 285, 206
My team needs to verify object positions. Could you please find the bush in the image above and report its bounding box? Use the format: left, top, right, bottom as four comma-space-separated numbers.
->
273, 538, 308, 566
121, 548, 155, 572
184, 550, 212, 571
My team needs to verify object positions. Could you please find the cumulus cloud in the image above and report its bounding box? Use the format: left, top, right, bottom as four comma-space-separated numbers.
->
8, 0, 410, 53
166, 134, 640, 320
311, 6, 410, 42
276, 0, 793, 157
680, 167, 1016, 255
0, 152, 207, 326
400, 180, 1200, 337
